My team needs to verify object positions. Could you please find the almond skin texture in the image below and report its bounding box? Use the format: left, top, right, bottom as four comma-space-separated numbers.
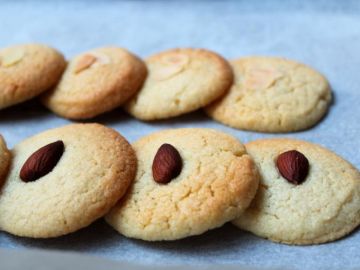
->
152, 143, 182, 184
20, 140, 64, 182
276, 150, 309, 185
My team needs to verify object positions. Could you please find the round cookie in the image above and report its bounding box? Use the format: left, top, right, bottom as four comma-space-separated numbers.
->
41, 47, 147, 119
106, 128, 259, 241
0, 123, 136, 238
205, 57, 332, 132
0, 135, 11, 182
124, 48, 233, 120
233, 138, 360, 245
0, 44, 66, 109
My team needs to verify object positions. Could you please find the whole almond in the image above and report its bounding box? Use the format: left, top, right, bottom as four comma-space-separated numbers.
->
276, 150, 309, 185
152, 143, 182, 184
20, 140, 64, 182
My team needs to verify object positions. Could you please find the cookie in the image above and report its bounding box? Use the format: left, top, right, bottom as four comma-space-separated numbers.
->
0, 44, 66, 109
205, 57, 332, 132
0, 123, 136, 238
106, 128, 259, 241
0, 135, 11, 182
124, 48, 233, 120
233, 138, 360, 245
41, 47, 147, 119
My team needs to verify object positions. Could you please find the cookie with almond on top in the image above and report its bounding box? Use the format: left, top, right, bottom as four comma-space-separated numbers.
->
233, 138, 360, 245
106, 128, 259, 241
0, 124, 136, 238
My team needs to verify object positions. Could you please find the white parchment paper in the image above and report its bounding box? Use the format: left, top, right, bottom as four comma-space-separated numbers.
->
0, 1, 359, 269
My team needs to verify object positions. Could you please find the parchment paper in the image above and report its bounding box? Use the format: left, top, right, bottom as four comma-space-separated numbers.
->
0, 1, 359, 269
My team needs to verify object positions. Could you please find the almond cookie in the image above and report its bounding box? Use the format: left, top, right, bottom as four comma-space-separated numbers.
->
106, 128, 259, 241
0, 44, 66, 109
0, 124, 136, 238
41, 47, 147, 119
0, 135, 11, 182
124, 48, 233, 120
233, 138, 360, 245
205, 57, 332, 132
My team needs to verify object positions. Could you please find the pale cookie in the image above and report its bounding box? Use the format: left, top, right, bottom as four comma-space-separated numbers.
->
0, 135, 11, 182
41, 47, 147, 119
233, 138, 360, 245
205, 57, 332, 132
0, 123, 136, 238
106, 128, 259, 241
124, 48, 233, 120
0, 44, 66, 109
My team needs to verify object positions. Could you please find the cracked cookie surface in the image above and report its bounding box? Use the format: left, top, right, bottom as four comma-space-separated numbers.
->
0, 124, 136, 238
124, 48, 233, 120
106, 128, 259, 241
205, 57, 331, 132
42, 47, 147, 119
233, 138, 360, 245
0, 43, 66, 109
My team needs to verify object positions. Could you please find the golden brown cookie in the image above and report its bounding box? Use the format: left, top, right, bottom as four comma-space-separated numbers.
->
233, 138, 360, 245
0, 135, 11, 182
106, 128, 259, 241
0, 124, 136, 238
124, 48, 233, 120
205, 57, 332, 132
0, 44, 66, 109
42, 47, 147, 119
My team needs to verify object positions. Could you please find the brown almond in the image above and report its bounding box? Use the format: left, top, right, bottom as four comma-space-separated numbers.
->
74, 54, 97, 74
152, 143, 182, 184
20, 140, 65, 182
276, 150, 309, 185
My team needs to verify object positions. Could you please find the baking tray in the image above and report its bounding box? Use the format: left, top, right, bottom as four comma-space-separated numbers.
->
0, 1, 359, 269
